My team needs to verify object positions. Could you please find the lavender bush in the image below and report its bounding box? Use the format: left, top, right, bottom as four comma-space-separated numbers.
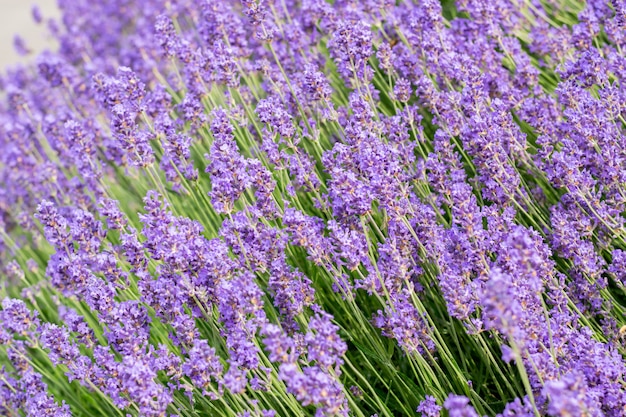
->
0, 0, 625, 416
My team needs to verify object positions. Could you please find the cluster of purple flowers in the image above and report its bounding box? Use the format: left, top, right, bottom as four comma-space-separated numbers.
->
1, 1, 626, 417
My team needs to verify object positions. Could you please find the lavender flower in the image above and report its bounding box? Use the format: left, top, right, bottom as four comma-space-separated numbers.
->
206, 108, 250, 213
417, 395, 441, 417
305, 309, 346, 370
443, 395, 480, 417
278, 363, 349, 417
328, 20, 373, 83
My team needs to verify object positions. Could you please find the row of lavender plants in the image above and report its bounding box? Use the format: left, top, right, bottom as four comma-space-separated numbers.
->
1, 0, 626, 416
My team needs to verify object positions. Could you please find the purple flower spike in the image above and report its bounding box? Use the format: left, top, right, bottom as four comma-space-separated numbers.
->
417, 395, 441, 417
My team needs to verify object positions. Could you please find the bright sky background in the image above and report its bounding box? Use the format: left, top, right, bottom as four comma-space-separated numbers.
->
0, 0, 60, 68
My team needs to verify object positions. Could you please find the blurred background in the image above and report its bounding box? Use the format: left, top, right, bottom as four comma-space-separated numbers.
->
0, 0, 60, 68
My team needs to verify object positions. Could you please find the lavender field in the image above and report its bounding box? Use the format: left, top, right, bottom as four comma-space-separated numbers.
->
0, 1, 625, 416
